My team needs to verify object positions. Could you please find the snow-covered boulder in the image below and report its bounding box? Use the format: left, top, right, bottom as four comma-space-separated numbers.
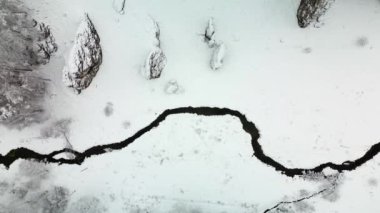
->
297, 0, 334, 28
204, 18, 216, 47
141, 19, 166, 80
141, 47, 167, 79
63, 14, 102, 94
210, 43, 226, 71
202, 18, 227, 70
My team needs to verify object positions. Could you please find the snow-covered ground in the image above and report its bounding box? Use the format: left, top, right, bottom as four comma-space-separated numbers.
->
1, 0, 380, 212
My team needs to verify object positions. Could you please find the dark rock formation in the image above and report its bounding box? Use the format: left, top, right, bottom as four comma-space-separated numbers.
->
63, 14, 102, 94
297, 0, 334, 28
0, 0, 57, 128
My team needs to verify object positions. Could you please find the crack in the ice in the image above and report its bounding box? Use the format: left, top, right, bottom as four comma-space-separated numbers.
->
263, 175, 339, 212
1, 106, 380, 177
263, 188, 327, 213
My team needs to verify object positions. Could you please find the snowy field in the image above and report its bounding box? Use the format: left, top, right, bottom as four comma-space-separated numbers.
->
1, 0, 380, 212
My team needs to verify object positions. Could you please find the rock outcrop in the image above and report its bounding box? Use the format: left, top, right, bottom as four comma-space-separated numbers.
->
297, 0, 334, 28
63, 14, 102, 94
0, 0, 57, 128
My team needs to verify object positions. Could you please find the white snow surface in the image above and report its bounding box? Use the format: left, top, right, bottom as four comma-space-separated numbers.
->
1, 0, 380, 212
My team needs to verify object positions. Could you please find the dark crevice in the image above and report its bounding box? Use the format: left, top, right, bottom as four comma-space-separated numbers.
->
1, 107, 380, 177
263, 188, 328, 213
263, 175, 339, 212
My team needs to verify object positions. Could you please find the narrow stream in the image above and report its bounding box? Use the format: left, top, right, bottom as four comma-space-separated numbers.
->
1, 106, 379, 178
